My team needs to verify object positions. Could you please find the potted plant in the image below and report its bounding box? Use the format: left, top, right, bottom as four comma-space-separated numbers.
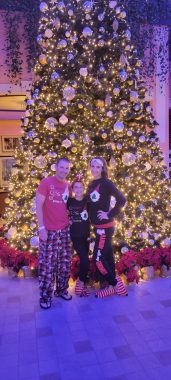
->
116, 250, 140, 284
160, 247, 171, 277
136, 247, 161, 280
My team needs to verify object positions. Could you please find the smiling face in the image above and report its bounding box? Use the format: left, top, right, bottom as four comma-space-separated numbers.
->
73, 182, 84, 199
56, 159, 70, 181
90, 161, 103, 179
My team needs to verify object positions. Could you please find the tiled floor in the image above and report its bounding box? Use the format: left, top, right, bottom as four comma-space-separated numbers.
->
0, 268, 171, 380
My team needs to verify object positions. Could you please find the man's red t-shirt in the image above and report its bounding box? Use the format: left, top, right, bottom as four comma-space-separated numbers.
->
37, 176, 70, 231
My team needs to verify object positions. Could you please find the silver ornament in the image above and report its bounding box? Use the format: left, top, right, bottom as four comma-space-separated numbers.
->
45, 117, 58, 130
130, 91, 138, 102
58, 2, 65, 10
59, 114, 68, 125
51, 72, 60, 80
125, 29, 131, 39
98, 13, 104, 21
34, 155, 47, 169
83, 1, 94, 12
134, 103, 140, 111
58, 39, 67, 48
119, 70, 127, 81
63, 86, 75, 101
27, 131, 36, 138
114, 121, 124, 132
62, 139, 72, 148
30, 236, 39, 248
127, 130, 133, 136
68, 9, 74, 16
107, 111, 113, 117
79, 67, 88, 77
83, 27, 93, 37
121, 247, 129, 254
53, 17, 61, 30
122, 152, 136, 166
112, 19, 119, 32
44, 29, 53, 38
67, 53, 74, 61
39, 2, 48, 12
51, 164, 56, 171
100, 65, 105, 72
113, 87, 120, 95
142, 232, 149, 239
139, 135, 146, 143
109, 1, 117, 9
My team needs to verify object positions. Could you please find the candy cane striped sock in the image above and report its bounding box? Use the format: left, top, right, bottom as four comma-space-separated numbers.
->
80, 286, 90, 297
115, 275, 128, 296
75, 279, 84, 295
95, 285, 116, 298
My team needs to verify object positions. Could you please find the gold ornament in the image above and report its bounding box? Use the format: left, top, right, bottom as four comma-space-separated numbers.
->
102, 132, 107, 139
22, 224, 29, 232
5, 197, 10, 204
39, 54, 47, 65
95, 99, 105, 108
14, 190, 22, 198
71, 147, 77, 153
34, 138, 40, 144
127, 80, 133, 85
78, 103, 84, 109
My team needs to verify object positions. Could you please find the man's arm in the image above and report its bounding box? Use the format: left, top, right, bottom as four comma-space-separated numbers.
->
36, 192, 48, 241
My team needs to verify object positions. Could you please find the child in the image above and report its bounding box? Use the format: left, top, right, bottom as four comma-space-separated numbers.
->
67, 175, 90, 296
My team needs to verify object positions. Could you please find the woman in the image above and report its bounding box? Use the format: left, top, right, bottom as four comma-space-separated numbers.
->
87, 156, 126, 298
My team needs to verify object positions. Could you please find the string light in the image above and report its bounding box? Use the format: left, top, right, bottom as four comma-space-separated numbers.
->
3, 0, 171, 260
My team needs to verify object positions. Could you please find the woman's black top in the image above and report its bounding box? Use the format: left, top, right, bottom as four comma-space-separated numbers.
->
87, 177, 126, 226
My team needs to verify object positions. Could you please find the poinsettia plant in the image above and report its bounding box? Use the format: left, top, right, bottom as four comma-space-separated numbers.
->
116, 250, 140, 283
0, 239, 38, 273
136, 247, 161, 270
159, 247, 171, 269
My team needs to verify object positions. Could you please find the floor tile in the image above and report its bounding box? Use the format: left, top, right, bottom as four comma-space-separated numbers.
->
1, 270, 171, 380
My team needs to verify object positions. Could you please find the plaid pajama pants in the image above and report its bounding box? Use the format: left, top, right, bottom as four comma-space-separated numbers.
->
38, 226, 72, 301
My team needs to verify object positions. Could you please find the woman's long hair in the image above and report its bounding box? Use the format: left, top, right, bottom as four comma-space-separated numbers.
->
90, 156, 108, 178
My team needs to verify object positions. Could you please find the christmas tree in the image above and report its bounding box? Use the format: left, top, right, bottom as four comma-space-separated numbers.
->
4, 0, 171, 257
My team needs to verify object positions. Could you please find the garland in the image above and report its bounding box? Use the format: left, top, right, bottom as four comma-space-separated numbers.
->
0, 0, 170, 84
0, 0, 39, 82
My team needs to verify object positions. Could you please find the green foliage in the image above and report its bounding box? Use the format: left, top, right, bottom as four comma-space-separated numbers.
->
0, 0, 170, 83
1, 0, 39, 81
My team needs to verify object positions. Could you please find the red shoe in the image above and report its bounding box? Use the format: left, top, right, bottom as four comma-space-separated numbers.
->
95, 286, 116, 298
75, 279, 84, 296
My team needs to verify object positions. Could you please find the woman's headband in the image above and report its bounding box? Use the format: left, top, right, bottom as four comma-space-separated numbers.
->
91, 158, 104, 167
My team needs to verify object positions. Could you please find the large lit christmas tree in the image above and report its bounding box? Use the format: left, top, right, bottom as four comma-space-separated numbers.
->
4, 0, 171, 256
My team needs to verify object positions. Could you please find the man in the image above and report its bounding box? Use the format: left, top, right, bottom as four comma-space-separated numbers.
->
36, 157, 72, 309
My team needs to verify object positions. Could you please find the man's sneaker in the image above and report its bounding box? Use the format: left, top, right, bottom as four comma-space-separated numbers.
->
54, 289, 72, 300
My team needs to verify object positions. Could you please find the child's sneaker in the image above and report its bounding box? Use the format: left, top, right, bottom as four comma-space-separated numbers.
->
95, 285, 116, 298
